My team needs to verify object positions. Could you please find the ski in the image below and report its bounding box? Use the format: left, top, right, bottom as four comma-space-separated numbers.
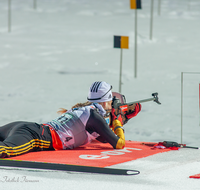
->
0, 159, 140, 176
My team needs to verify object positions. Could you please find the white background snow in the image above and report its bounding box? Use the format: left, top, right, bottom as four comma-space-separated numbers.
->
0, 0, 200, 189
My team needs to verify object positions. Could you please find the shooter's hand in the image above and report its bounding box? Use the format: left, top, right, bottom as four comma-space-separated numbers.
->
111, 108, 123, 124
125, 103, 141, 120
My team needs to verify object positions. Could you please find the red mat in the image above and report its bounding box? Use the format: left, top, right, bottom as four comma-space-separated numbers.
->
189, 174, 200, 179
8, 140, 171, 167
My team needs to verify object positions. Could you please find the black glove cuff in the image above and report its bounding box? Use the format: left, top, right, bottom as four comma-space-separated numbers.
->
114, 126, 124, 132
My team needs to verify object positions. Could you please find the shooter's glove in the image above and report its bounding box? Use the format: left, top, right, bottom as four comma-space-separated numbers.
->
111, 108, 123, 125
124, 103, 141, 124
112, 119, 125, 149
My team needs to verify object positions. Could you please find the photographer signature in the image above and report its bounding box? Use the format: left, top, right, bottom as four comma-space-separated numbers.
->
0, 176, 39, 183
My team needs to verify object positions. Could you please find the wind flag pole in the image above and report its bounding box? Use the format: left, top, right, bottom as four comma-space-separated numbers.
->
150, 0, 154, 40
119, 48, 123, 93
130, 0, 142, 78
113, 36, 129, 93
134, 7, 138, 78
8, 0, 11, 32
33, 0, 37, 9
188, 0, 191, 11
158, 0, 161, 16
181, 72, 183, 144
181, 72, 200, 144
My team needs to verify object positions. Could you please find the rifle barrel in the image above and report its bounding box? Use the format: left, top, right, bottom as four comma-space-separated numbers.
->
122, 97, 155, 105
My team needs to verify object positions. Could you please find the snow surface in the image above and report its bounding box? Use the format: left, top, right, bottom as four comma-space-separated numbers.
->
0, 0, 200, 189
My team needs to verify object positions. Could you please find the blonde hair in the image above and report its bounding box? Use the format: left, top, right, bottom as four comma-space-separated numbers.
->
57, 101, 92, 115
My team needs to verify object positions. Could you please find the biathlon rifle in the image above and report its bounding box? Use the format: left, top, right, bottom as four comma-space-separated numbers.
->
162, 141, 199, 149
112, 92, 161, 124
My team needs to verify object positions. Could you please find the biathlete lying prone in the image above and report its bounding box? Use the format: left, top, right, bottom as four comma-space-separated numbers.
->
0, 81, 141, 158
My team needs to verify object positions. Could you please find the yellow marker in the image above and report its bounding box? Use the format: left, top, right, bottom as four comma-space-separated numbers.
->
130, 0, 137, 9
130, 0, 142, 9
121, 36, 129, 49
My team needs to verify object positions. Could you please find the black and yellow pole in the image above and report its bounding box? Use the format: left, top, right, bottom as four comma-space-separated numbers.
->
8, 0, 11, 32
130, 0, 142, 78
114, 36, 129, 93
